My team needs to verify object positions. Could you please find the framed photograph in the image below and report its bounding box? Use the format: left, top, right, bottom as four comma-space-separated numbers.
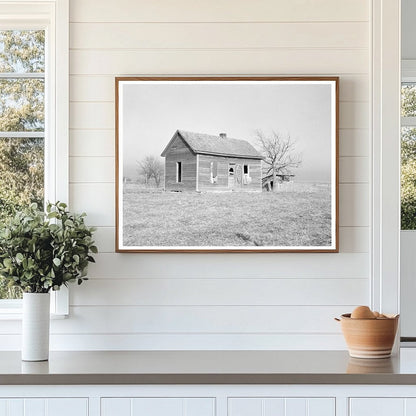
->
116, 77, 338, 253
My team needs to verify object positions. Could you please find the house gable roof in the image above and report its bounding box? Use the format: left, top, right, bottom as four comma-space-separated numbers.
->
161, 130, 263, 160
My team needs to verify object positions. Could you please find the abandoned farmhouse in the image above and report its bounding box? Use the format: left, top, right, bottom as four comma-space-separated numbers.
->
160, 130, 263, 192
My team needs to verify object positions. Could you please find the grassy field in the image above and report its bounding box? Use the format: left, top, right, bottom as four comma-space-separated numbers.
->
123, 183, 332, 247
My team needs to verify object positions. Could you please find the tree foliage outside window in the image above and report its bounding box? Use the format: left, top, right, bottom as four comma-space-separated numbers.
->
0, 30, 45, 299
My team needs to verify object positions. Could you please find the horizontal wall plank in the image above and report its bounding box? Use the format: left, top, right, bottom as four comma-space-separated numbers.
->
93, 227, 115, 253
339, 183, 369, 227
0, 333, 347, 351
69, 0, 369, 23
70, 129, 115, 157
70, 102, 113, 129
339, 227, 369, 253
339, 102, 369, 129
60, 306, 351, 334
71, 277, 368, 306
70, 76, 115, 102
339, 129, 369, 157
69, 101, 368, 130
70, 49, 369, 75
70, 156, 115, 183
70, 74, 369, 103
69, 183, 114, 226
93, 226, 369, 254
70, 22, 368, 50
339, 156, 369, 183
339, 75, 369, 102
0, 305, 353, 335
86, 252, 369, 279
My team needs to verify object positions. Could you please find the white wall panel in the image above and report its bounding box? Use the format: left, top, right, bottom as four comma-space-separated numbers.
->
61, 0, 372, 350
339, 102, 369, 129
69, 157, 115, 183
339, 129, 369, 157
69, 183, 114, 226
339, 157, 369, 183
70, 75, 369, 103
92, 227, 115, 253
70, 49, 368, 76
70, 103, 113, 129
339, 227, 369, 253
70, 0, 369, 23
86, 253, 369, 279
339, 184, 369, 227
0, 332, 347, 350
69, 129, 114, 157
49, 305, 353, 335
70, 22, 368, 50
70, 278, 368, 306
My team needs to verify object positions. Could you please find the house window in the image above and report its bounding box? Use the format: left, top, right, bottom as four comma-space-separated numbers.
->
176, 161, 182, 183
0, 1, 69, 314
210, 161, 218, 184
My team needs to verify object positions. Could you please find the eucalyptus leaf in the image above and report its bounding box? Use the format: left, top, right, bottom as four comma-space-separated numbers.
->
0, 202, 96, 293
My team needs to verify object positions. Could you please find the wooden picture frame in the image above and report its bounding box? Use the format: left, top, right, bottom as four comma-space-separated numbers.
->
115, 77, 339, 253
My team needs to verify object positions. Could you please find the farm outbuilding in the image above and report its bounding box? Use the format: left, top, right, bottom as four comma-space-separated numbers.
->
160, 130, 263, 192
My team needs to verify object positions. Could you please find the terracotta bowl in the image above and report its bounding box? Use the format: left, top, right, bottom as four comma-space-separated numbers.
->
337, 313, 399, 359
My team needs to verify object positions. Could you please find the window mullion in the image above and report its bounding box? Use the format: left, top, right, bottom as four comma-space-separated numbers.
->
402, 117, 416, 127
0, 72, 44, 79
0, 132, 44, 138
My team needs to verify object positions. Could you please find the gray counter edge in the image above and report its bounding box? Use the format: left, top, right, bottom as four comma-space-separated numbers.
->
1, 373, 416, 385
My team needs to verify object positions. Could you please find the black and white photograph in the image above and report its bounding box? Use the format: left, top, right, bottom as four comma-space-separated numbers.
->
116, 77, 338, 252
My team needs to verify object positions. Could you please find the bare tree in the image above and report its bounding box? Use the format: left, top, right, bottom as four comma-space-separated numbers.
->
254, 130, 302, 191
137, 155, 164, 188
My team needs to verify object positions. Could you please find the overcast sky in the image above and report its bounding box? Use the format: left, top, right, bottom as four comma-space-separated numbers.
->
120, 80, 334, 182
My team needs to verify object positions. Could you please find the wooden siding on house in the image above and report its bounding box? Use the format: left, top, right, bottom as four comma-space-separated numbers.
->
164, 135, 197, 191
198, 154, 262, 192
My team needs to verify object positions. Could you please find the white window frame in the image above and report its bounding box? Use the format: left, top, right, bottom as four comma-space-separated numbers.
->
0, 0, 69, 317
371, 0, 401, 325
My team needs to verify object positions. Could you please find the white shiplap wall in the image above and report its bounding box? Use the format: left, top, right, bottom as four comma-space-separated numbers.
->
33, 0, 372, 350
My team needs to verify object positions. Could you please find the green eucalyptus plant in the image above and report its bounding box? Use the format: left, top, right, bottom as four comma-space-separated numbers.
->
0, 202, 97, 293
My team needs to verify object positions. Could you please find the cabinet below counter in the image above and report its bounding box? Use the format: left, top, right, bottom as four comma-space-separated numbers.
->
1, 350, 416, 416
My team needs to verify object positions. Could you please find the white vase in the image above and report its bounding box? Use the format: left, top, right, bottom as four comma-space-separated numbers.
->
22, 293, 50, 361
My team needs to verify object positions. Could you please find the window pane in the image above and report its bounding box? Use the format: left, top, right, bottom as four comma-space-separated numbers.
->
0, 138, 44, 299
401, 127, 416, 230
0, 78, 44, 131
0, 137, 44, 216
0, 30, 45, 73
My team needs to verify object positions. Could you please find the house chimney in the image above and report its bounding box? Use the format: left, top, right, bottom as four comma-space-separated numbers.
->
219, 133, 227, 139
